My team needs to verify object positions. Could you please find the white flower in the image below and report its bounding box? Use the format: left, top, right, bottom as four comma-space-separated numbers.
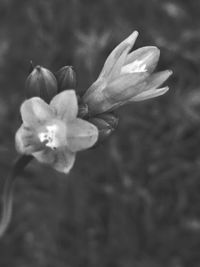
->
15, 90, 98, 174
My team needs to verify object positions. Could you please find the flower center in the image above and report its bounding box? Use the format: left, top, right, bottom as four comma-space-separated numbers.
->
38, 125, 59, 150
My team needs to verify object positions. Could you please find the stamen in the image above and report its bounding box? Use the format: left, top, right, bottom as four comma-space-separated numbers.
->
38, 125, 59, 150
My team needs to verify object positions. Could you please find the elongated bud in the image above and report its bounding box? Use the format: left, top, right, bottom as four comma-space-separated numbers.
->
56, 66, 77, 92
26, 66, 58, 103
88, 114, 118, 143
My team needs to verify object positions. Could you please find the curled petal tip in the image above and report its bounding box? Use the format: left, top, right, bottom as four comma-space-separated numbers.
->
162, 85, 169, 91
160, 69, 173, 81
126, 31, 139, 45
131, 86, 170, 102
132, 30, 139, 37
168, 70, 173, 76
154, 86, 170, 95
149, 46, 160, 59
151, 46, 160, 52
164, 69, 173, 80
164, 69, 173, 77
25, 66, 58, 103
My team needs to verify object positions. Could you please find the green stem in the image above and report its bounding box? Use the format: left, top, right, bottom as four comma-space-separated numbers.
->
0, 155, 33, 237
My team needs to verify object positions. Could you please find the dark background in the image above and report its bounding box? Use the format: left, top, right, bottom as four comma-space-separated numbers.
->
0, 0, 200, 266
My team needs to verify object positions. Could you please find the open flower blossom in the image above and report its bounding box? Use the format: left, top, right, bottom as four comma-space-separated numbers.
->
83, 31, 172, 115
15, 90, 98, 174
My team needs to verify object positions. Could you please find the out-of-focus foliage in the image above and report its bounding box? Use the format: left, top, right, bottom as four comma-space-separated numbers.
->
1, 0, 200, 266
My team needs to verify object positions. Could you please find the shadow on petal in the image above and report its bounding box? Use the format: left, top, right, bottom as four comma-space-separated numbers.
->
33, 147, 76, 174
15, 125, 44, 154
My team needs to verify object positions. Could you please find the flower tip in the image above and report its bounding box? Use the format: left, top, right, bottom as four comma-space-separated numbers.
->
149, 46, 160, 64
56, 65, 77, 92
143, 46, 160, 60
62, 167, 71, 174
151, 46, 160, 56
133, 30, 139, 37
126, 31, 139, 45
158, 69, 173, 82
165, 69, 173, 79
25, 65, 58, 103
160, 86, 169, 94
168, 70, 173, 76
35, 65, 41, 71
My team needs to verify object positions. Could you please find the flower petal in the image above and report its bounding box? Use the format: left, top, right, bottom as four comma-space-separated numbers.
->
141, 70, 173, 92
21, 97, 54, 127
50, 90, 78, 122
113, 70, 172, 107
106, 72, 149, 99
15, 125, 44, 155
109, 70, 172, 109
67, 118, 98, 152
84, 72, 149, 115
130, 86, 169, 101
33, 147, 76, 174
82, 77, 106, 111
122, 46, 160, 74
99, 31, 139, 80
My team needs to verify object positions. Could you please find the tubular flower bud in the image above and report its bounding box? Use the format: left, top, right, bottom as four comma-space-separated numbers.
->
56, 66, 77, 92
26, 66, 58, 103
83, 31, 172, 115
15, 90, 98, 174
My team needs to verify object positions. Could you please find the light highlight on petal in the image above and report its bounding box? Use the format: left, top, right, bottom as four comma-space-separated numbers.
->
121, 60, 147, 74
67, 118, 98, 152
124, 46, 160, 73
50, 90, 78, 122
21, 97, 54, 127
131, 86, 169, 101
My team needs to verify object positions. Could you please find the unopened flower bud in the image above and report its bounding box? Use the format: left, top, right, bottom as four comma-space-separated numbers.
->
97, 113, 119, 129
88, 117, 115, 143
26, 66, 58, 103
56, 66, 77, 92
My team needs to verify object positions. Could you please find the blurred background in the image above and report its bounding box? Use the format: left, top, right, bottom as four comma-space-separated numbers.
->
0, 0, 200, 266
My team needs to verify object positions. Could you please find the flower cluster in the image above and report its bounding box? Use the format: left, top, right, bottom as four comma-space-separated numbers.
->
15, 31, 172, 174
